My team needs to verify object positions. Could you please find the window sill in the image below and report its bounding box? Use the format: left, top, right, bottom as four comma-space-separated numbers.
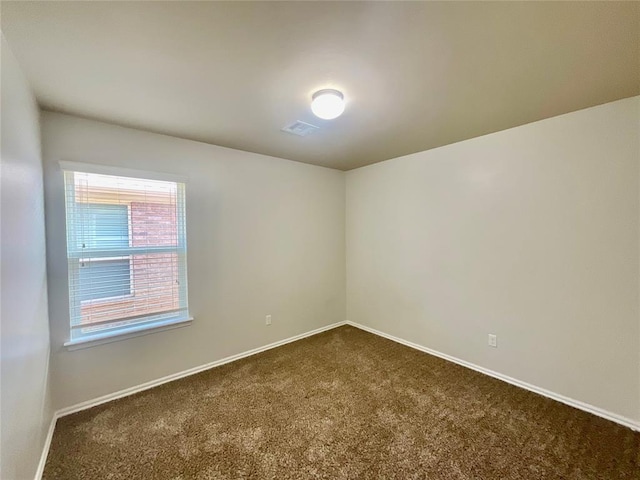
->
64, 316, 193, 351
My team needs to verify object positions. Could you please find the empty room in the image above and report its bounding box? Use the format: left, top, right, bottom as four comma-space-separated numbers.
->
1, 1, 639, 479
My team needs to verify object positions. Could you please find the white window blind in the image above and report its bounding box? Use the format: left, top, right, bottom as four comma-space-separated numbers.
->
63, 168, 189, 343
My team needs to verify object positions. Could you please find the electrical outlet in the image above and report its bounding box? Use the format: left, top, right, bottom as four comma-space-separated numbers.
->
265, 315, 272, 326
488, 334, 497, 348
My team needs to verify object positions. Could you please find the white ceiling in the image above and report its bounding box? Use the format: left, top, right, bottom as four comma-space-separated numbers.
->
2, 1, 638, 170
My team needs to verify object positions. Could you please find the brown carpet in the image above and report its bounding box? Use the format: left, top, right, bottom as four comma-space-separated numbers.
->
44, 326, 639, 479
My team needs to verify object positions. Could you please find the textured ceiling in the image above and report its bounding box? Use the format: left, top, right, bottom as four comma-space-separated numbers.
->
2, 1, 639, 170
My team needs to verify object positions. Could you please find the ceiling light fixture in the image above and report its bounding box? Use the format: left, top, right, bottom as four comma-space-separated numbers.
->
311, 89, 345, 120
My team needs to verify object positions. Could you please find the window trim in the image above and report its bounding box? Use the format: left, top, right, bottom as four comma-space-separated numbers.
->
61, 162, 191, 349
59, 161, 189, 184
64, 315, 193, 351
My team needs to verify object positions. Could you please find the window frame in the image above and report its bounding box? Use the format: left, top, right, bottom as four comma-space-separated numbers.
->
60, 162, 192, 350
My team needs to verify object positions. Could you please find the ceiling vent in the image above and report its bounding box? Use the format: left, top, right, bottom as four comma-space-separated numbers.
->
281, 120, 319, 137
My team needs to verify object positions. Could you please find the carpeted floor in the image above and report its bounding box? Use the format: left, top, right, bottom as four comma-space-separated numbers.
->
44, 325, 639, 479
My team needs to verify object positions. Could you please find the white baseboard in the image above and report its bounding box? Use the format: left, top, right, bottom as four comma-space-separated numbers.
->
35, 321, 347, 479
36, 318, 638, 479
56, 321, 346, 418
346, 321, 640, 432
34, 414, 57, 480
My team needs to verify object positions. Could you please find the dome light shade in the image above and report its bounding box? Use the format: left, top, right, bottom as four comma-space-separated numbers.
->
311, 89, 345, 120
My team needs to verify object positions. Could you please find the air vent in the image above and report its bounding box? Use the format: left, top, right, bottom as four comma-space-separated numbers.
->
281, 120, 319, 137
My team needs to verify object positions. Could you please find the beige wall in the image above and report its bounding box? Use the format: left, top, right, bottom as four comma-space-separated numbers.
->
346, 97, 640, 422
42, 112, 346, 410
26, 87, 640, 428
0, 36, 53, 479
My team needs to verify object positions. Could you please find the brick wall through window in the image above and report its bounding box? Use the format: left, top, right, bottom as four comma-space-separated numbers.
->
80, 201, 180, 327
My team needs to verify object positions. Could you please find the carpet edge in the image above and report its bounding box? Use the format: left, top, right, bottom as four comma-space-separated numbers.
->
56, 321, 347, 419
34, 413, 57, 480
35, 320, 349, 480
345, 320, 640, 432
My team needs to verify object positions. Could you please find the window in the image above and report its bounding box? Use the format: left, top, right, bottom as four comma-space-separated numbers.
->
62, 164, 190, 345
